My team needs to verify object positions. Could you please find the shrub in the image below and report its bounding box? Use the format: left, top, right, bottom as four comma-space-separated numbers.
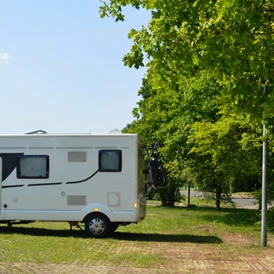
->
154, 180, 184, 207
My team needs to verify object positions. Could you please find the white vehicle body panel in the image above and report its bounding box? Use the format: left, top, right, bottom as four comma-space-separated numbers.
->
0, 133, 146, 224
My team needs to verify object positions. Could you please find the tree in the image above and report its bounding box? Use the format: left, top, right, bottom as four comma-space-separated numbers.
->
124, 69, 265, 209
100, 0, 274, 120
123, 78, 186, 206
186, 115, 262, 210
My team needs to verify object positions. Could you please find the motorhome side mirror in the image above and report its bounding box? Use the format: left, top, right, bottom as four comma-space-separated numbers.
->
143, 169, 149, 175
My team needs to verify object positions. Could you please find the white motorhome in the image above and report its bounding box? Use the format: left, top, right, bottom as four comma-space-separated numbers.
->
0, 131, 147, 237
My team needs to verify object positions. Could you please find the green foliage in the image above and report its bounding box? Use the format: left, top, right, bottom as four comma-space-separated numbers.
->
100, 0, 274, 120
152, 180, 183, 207
253, 190, 274, 231
268, 206, 274, 231
123, 72, 265, 209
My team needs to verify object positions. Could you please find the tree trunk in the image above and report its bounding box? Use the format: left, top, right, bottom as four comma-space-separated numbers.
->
216, 184, 222, 210
188, 184, 191, 207
160, 190, 167, 206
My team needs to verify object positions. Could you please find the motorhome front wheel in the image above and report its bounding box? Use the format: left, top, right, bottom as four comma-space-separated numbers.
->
85, 214, 111, 238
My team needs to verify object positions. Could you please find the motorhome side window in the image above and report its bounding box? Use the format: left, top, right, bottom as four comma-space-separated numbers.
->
17, 155, 49, 179
98, 150, 122, 172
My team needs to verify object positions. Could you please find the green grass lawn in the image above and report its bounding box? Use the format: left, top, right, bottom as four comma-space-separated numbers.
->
0, 201, 272, 268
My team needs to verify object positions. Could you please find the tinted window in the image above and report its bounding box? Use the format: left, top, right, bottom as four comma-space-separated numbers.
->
17, 155, 49, 178
99, 150, 122, 172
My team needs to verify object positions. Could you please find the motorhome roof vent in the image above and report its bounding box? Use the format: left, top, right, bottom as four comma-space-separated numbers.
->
105, 128, 121, 134
25, 130, 48, 135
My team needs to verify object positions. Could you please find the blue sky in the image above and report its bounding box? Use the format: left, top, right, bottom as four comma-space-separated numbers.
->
0, 1, 150, 134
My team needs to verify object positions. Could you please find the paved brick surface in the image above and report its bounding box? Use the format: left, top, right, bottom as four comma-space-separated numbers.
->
1, 242, 273, 274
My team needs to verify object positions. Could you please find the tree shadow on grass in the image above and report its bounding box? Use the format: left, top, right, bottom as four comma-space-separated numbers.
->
0, 226, 222, 244
111, 232, 222, 244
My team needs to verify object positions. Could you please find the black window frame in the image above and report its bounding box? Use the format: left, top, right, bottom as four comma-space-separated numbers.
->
98, 150, 122, 172
17, 155, 50, 179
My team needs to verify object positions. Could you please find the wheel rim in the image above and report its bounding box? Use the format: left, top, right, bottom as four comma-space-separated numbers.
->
88, 218, 105, 235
